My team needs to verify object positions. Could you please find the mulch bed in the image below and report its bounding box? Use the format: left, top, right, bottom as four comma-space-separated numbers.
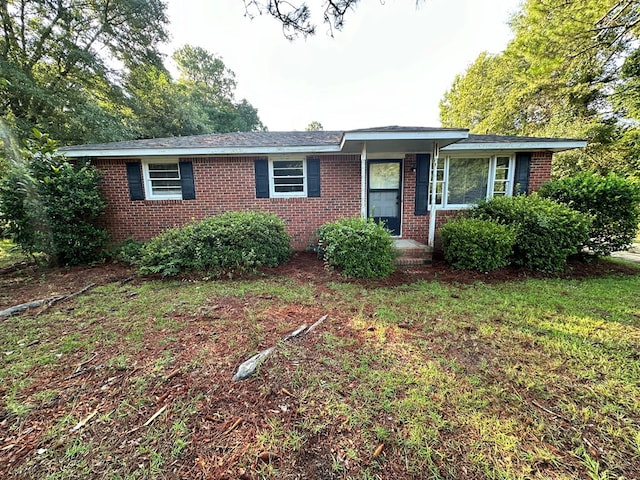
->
2, 252, 639, 310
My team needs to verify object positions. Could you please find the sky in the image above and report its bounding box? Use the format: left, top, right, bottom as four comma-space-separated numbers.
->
163, 0, 522, 131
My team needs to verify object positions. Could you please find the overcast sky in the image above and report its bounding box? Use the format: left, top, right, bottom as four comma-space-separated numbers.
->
163, 0, 522, 131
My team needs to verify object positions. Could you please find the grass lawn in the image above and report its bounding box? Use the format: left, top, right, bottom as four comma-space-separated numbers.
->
0, 239, 27, 269
0, 250, 639, 479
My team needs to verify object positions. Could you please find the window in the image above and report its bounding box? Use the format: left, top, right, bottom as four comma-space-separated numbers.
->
131, 159, 195, 201
492, 156, 511, 196
269, 158, 306, 197
143, 161, 182, 200
429, 155, 514, 208
447, 157, 489, 205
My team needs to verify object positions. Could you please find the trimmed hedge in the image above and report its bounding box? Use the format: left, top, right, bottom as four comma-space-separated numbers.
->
317, 217, 395, 278
539, 172, 640, 256
470, 195, 591, 272
440, 218, 515, 271
139, 211, 291, 277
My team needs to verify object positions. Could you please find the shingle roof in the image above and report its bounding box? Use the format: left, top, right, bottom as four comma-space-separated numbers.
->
59, 128, 586, 156
61, 131, 344, 152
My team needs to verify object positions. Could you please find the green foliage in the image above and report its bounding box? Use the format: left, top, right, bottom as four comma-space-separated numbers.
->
539, 173, 640, 256
110, 239, 146, 266
0, 131, 107, 265
0, 0, 169, 144
470, 195, 591, 272
1, 3, 264, 145
138, 212, 291, 277
125, 46, 265, 139
317, 217, 395, 278
440, 218, 516, 271
440, 0, 640, 178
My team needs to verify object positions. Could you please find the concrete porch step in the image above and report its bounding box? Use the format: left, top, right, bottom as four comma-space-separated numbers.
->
394, 239, 433, 267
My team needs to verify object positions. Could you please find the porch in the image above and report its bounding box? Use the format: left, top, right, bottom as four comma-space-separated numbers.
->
394, 238, 433, 266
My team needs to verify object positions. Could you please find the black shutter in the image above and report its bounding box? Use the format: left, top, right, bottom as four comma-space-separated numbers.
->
307, 157, 321, 197
179, 161, 196, 200
414, 153, 431, 215
254, 158, 269, 198
126, 162, 144, 201
514, 153, 531, 195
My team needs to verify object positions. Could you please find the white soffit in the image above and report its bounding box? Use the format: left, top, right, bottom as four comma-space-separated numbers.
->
340, 129, 469, 154
442, 140, 588, 153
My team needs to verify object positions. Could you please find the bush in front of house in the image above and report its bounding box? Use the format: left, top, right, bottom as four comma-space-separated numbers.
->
469, 195, 591, 272
110, 239, 146, 265
538, 172, 640, 257
139, 211, 291, 277
0, 131, 107, 266
440, 218, 516, 271
317, 217, 395, 278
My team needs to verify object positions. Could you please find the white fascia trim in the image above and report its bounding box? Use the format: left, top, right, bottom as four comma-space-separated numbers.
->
340, 130, 468, 149
61, 144, 341, 158
442, 141, 587, 152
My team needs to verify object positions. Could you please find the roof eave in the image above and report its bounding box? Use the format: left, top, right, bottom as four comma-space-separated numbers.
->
442, 140, 588, 153
61, 144, 343, 158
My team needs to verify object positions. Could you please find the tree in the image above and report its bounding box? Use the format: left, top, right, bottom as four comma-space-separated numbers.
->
125, 46, 265, 138
0, 131, 107, 265
305, 121, 323, 131
0, 0, 169, 144
243, 0, 360, 39
172, 45, 265, 134
440, 0, 640, 179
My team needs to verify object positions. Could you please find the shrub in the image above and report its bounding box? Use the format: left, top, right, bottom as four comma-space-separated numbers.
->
138, 211, 291, 277
0, 131, 107, 265
539, 172, 640, 256
470, 195, 591, 272
440, 218, 515, 271
111, 239, 146, 265
317, 217, 395, 278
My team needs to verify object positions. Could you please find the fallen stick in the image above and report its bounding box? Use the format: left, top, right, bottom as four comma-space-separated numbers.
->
0, 283, 96, 320
70, 409, 99, 433
39, 283, 96, 315
143, 405, 168, 427
282, 324, 308, 341
0, 298, 60, 319
232, 314, 329, 381
305, 314, 328, 334
223, 417, 243, 435
232, 347, 275, 381
0, 261, 32, 275
74, 352, 98, 373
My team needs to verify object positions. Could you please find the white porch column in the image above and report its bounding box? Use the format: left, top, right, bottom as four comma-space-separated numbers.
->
360, 142, 367, 218
428, 141, 440, 247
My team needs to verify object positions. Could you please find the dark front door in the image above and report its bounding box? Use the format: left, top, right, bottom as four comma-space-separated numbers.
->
368, 160, 402, 235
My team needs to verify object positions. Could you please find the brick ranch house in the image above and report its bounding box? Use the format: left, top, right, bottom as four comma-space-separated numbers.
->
60, 126, 586, 251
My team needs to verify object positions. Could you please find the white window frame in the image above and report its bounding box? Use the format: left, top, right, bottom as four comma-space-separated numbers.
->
142, 158, 182, 200
269, 156, 307, 198
431, 154, 515, 209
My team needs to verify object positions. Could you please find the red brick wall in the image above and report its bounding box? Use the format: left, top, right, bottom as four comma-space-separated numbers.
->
96, 155, 361, 250
96, 150, 553, 250
529, 151, 553, 192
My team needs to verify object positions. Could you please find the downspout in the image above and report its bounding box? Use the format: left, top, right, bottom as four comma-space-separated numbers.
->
361, 142, 367, 219
428, 141, 440, 247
